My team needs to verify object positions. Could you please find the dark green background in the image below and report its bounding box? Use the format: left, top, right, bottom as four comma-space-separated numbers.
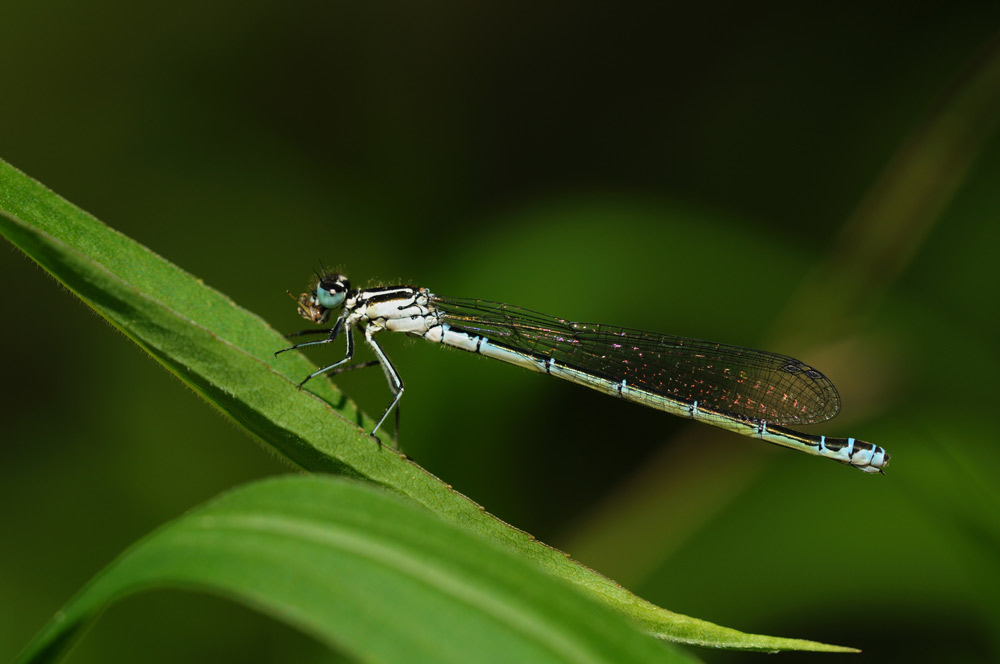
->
2, 3, 999, 662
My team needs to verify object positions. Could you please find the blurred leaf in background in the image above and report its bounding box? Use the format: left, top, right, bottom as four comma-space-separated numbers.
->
2, 2, 1000, 662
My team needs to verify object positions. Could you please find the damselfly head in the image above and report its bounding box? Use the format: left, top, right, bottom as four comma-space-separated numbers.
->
291, 273, 351, 324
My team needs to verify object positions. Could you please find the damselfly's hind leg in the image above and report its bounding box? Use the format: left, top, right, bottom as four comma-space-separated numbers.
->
325, 360, 380, 375
364, 325, 404, 449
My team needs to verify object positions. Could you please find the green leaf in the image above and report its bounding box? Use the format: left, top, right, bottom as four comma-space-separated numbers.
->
0, 157, 856, 653
14, 476, 695, 664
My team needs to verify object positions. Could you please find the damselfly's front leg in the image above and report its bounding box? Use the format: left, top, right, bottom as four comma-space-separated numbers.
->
279, 324, 380, 375
275, 318, 358, 388
275, 317, 345, 356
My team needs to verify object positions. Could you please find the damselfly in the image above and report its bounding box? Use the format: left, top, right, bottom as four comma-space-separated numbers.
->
276, 273, 889, 473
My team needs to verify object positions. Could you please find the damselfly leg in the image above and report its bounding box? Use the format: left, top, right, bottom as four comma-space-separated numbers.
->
276, 316, 402, 445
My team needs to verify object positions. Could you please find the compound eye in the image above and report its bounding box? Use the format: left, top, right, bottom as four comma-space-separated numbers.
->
315, 274, 349, 309
316, 286, 345, 310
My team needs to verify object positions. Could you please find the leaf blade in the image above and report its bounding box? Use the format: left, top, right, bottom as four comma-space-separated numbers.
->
16, 476, 697, 664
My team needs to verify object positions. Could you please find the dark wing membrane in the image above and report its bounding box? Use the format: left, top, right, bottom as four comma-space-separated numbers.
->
432, 295, 840, 426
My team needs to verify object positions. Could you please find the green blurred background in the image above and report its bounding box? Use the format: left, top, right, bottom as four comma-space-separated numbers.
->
2, 2, 999, 662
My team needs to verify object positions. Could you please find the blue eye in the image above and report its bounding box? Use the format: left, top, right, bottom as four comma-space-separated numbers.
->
314, 273, 350, 309
316, 288, 345, 309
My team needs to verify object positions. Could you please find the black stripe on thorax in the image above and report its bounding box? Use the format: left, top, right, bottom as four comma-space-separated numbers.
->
357, 286, 418, 305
